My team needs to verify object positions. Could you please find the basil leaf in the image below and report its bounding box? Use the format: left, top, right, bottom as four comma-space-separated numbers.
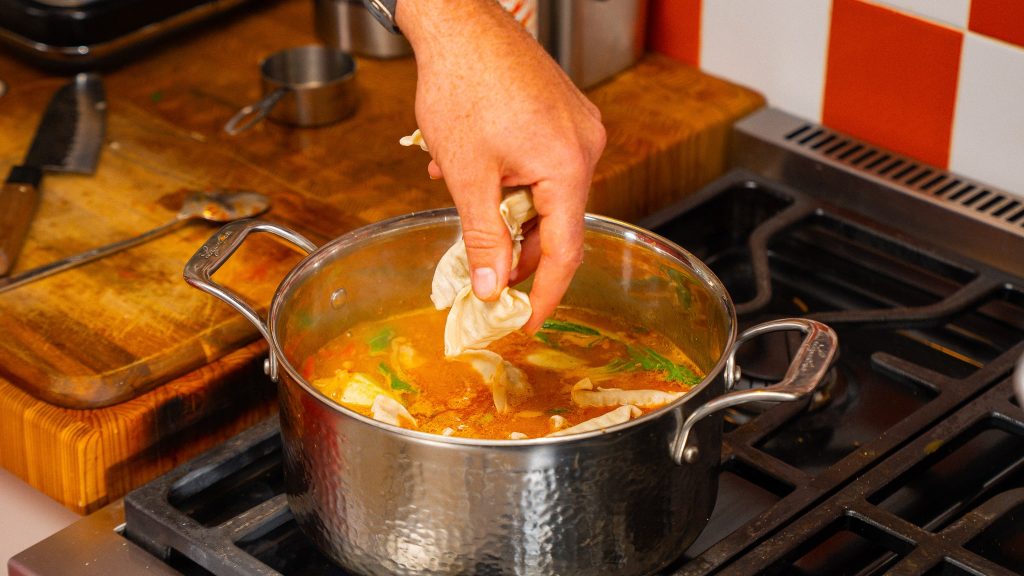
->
534, 331, 556, 348
541, 319, 600, 336
600, 345, 700, 386
378, 362, 416, 393
663, 266, 693, 309
368, 327, 395, 353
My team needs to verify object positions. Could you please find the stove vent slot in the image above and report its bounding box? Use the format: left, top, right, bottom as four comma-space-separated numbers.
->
782, 123, 1024, 231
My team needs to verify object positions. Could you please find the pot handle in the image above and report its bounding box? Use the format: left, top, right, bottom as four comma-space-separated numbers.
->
183, 219, 317, 381
671, 318, 838, 465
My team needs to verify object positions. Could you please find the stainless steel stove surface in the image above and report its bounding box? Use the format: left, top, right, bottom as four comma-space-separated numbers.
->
10, 108, 1024, 576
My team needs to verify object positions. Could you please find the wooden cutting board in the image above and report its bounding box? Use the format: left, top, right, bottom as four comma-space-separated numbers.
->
0, 0, 763, 512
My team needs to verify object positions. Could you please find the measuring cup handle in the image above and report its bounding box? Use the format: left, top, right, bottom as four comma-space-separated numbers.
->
223, 87, 287, 135
183, 219, 317, 381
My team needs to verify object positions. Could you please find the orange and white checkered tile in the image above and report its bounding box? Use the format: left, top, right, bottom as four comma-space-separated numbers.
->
648, 0, 1024, 197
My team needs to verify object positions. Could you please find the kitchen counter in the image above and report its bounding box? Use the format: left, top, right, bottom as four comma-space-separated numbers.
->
0, 470, 79, 576
0, 0, 764, 555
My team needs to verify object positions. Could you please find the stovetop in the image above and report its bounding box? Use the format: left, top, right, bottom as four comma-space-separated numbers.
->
10, 108, 1024, 575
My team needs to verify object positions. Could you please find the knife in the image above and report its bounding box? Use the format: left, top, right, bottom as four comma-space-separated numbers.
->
0, 73, 106, 276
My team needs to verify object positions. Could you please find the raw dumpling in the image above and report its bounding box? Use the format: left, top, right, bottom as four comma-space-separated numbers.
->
546, 405, 642, 437
571, 378, 685, 409
433, 189, 537, 356
445, 285, 532, 356
399, 128, 428, 151
459, 349, 533, 413
431, 241, 470, 310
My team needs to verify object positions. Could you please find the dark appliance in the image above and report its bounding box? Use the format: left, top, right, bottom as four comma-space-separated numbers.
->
0, 0, 260, 70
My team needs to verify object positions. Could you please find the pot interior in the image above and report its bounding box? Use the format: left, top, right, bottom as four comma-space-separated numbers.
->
271, 209, 734, 408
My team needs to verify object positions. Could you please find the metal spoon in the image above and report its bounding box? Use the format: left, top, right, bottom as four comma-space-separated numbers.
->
0, 190, 270, 293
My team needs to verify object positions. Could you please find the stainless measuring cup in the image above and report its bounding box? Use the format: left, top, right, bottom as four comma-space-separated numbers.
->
225, 45, 358, 135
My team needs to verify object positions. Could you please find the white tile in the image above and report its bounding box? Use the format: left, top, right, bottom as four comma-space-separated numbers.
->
700, 0, 831, 122
950, 33, 1024, 197
869, 0, 970, 28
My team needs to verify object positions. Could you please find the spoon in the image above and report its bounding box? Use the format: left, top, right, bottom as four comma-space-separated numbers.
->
0, 190, 271, 293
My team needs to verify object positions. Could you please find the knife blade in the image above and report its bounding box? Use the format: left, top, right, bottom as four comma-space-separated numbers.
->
0, 73, 106, 276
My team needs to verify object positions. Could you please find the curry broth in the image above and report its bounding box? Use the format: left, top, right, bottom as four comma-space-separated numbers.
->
302, 307, 703, 439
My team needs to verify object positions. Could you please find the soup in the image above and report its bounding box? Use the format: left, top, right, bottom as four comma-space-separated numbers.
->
302, 306, 703, 440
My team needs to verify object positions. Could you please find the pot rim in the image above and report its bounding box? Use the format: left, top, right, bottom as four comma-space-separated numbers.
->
268, 207, 739, 447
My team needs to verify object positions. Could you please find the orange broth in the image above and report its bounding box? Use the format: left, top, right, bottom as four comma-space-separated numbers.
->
303, 306, 703, 440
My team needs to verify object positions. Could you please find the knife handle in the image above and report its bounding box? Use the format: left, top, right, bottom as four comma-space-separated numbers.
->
0, 165, 43, 276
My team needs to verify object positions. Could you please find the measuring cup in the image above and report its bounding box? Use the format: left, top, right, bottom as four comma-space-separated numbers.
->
225, 45, 358, 135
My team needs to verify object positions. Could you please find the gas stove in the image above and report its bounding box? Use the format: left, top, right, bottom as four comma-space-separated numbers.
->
10, 107, 1024, 575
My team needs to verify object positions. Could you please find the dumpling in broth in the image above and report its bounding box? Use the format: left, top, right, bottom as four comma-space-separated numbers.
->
571, 378, 685, 409
459, 349, 532, 413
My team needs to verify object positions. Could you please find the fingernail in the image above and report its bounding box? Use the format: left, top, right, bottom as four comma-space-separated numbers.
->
472, 267, 497, 299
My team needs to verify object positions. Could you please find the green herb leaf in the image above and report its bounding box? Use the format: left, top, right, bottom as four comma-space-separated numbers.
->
534, 331, 556, 348
378, 362, 416, 393
545, 407, 569, 415
600, 345, 701, 386
541, 319, 600, 336
663, 266, 693, 308
368, 327, 395, 353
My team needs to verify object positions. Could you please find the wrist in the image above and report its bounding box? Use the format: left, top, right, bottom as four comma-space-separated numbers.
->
396, 0, 513, 60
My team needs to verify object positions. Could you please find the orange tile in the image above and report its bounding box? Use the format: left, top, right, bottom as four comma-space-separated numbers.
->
648, 0, 701, 67
823, 0, 963, 168
970, 0, 1024, 48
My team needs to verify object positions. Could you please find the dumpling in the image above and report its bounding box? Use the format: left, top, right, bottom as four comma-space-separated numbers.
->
431, 189, 536, 311
399, 128, 428, 151
545, 405, 642, 437
371, 394, 418, 429
445, 286, 532, 356
313, 369, 391, 407
549, 414, 569, 433
459, 349, 532, 413
524, 348, 589, 371
430, 241, 469, 310
571, 378, 685, 409
433, 189, 537, 356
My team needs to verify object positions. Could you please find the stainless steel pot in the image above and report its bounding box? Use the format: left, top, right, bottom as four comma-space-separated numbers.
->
184, 211, 838, 576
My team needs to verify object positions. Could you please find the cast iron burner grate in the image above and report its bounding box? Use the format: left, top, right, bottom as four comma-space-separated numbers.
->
123, 170, 1024, 575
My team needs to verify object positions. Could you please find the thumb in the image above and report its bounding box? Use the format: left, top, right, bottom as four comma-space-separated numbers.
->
448, 174, 512, 301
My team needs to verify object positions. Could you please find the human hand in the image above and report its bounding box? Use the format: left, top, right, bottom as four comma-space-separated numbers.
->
396, 0, 606, 333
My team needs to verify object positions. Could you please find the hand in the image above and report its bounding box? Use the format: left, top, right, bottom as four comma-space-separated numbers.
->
396, 0, 606, 333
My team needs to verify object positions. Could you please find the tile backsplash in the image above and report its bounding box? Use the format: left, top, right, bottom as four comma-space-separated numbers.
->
649, 0, 1024, 197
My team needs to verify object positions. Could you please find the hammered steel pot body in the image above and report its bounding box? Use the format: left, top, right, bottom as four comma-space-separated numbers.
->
278, 347, 723, 576
184, 209, 837, 575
